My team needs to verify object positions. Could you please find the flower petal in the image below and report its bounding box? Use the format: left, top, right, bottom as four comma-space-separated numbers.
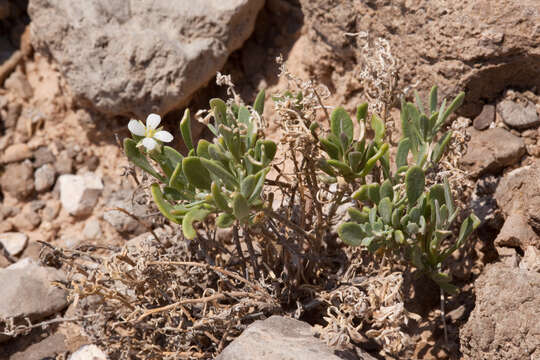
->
154, 130, 173, 143
128, 119, 146, 136
146, 113, 161, 130
141, 137, 158, 151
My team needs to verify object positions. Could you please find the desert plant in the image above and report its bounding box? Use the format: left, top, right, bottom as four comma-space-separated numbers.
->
125, 90, 275, 240
335, 87, 478, 293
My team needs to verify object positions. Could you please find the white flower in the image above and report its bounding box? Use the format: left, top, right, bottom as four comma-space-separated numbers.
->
128, 113, 173, 151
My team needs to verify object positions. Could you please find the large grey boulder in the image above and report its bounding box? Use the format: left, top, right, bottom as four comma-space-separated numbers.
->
460, 262, 540, 359
28, 0, 264, 118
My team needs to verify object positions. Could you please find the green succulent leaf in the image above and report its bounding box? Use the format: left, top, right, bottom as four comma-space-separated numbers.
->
405, 166, 425, 207
379, 179, 394, 200
180, 108, 194, 151
232, 193, 250, 221
216, 213, 235, 228
196, 139, 211, 159
238, 106, 251, 125
338, 222, 365, 247
356, 103, 368, 123
371, 114, 385, 145
331, 107, 354, 145
182, 207, 211, 240
253, 89, 265, 116
200, 158, 238, 189
241, 174, 258, 199
396, 138, 410, 169
432, 131, 452, 164
249, 168, 268, 202
367, 184, 381, 204
348, 207, 368, 223
211, 182, 231, 212
260, 140, 277, 163
348, 151, 364, 173
378, 197, 393, 224
415, 90, 425, 115
327, 159, 352, 175
321, 138, 340, 160
183, 156, 212, 190
440, 92, 465, 128
318, 158, 337, 177
429, 86, 438, 115
359, 143, 389, 177
210, 98, 228, 126
394, 230, 405, 244
150, 184, 181, 224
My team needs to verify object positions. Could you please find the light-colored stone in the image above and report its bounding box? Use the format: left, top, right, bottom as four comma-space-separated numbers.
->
0, 160, 35, 199
83, 218, 102, 240
0, 232, 28, 256
498, 99, 540, 130
460, 262, 540, 360
55, 150, 74, 175
1, 143, 32, 163
8, 332, 67, 360
12, 208, 42, 231
217, 315, 370, 360
69, 344, 108, 360
42, 199, 61, 222
0, 259, 68, 342
33, 145, 56, 168
34, 163, 56, 192
461, 127, 526, 177
494, 160, 540, 251
59, 173, 103, 216
29, 0, 265, 118
103, 189, 147, 235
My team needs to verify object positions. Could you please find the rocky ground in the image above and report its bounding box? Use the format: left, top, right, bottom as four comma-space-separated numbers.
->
0, 0, 539, 359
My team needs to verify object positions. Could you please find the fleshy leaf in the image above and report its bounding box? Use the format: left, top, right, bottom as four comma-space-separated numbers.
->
211, 182, 231, 212
371, 114, 385, 145
182, 207, 211, 240
331, 107, 354, 145
180, 108, 193, 150
356, 103, 368, 123
216, 213, 235, 228
396, 137, 410, 169
405, 166, 425, 207
232, 193, 250, 221
150, 184, 181, 224
338, 222, 365, 247
253, 89, 265, 116
200, 158, 238, 189
182, 157, 212, 190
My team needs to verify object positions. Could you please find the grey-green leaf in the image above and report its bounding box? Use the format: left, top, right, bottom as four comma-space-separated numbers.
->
232, 193, 250, 221
331, 107, 354, 144
405, 166, 425, 207
182, 207, 211, 240
253, 89, 265, 116
183, 156, 212, 190
396, 138, 410, 168
180, 108, 193, 150
338, 222, 365, 247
